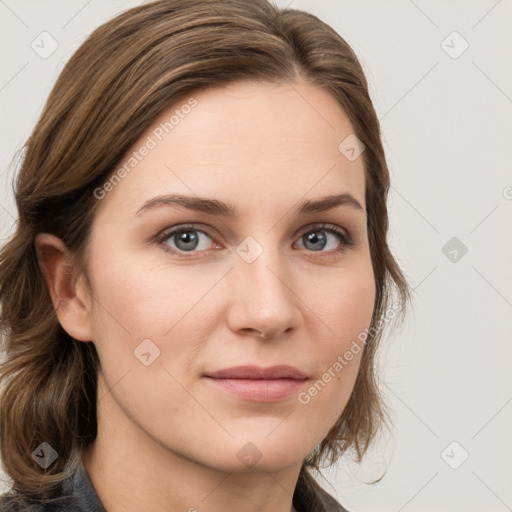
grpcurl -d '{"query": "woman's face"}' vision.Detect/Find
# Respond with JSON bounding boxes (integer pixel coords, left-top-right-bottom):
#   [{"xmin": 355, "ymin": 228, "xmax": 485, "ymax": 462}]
[{"xmin": 81, "ymin": 78, "xmax": 375, "ymax": 472}]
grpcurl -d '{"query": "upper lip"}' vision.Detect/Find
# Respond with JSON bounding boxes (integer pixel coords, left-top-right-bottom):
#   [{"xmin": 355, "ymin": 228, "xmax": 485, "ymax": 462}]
[{"xmin": 204, "ymin": 365, "xmax": 308, "ymax": 380}]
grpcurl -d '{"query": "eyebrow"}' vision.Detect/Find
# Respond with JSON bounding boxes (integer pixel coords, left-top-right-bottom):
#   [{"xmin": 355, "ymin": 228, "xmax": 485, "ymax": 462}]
[{"xmin": 135, "ymin": 192, "xmax": 365, "ymax": 218}]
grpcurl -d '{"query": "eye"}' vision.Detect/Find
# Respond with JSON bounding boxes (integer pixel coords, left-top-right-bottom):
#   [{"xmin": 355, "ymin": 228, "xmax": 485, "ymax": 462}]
[
  {"xmin": 156, "ymin": 222, "xmax": 353, "ymax": 258},
  {"xmin": 294, "ymin": 224, "xmax": 353, "ymax": 257},
  {"xmin": 157, "ymin": 225, "xmax": 217, "ymax": 256}
]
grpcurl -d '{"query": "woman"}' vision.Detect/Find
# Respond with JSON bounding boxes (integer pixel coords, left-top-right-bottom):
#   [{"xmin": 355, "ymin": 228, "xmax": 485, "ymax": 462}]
[{"xmin": 0, "ymin": 0, "xmax": 409, "ymax": 510}]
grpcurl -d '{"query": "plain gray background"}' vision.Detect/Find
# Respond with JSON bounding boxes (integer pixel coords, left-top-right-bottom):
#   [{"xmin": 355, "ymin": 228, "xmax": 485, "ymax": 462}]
[{"xmin": 1, "ymin": 1, "xmax": 511, "ymax": 511}]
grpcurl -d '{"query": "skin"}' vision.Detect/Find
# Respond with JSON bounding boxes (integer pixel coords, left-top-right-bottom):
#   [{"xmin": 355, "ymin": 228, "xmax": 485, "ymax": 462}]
[{"xmin": 36, "ymin": 77, "xmax": 375, "ymax": 512}]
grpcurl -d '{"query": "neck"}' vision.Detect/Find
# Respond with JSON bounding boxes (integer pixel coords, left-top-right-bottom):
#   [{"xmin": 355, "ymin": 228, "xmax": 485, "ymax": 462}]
[{"xmin": 83, "ymin": 387, "xmax": 302, "ymax": 512}]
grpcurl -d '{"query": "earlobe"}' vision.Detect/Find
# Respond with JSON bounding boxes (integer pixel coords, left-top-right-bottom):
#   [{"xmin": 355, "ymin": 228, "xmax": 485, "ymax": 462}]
[{"xmin": 34, "ymin": 233, "xmax": 94, "ymax": 342}]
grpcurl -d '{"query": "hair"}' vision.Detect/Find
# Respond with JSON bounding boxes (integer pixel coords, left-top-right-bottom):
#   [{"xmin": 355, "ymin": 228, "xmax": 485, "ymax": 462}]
[{"xmin": 0, "ymin": 0, "xmax": 410, "ymax": 505}]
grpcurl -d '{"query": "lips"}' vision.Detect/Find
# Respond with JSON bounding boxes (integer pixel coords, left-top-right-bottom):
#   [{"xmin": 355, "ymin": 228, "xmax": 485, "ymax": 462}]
[
  {"xmin": 203, "ymin": 365, "xmax": 308, "ymax": 402},
  {"xmin": 204, "ymin": 365, "xmax": 308, "ymax": 380}
]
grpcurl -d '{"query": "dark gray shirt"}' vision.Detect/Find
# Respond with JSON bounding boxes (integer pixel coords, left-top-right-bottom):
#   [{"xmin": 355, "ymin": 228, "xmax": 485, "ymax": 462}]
[{"xmin": 0, "ymin": 462, "xmax": 349, "ymax": 511}]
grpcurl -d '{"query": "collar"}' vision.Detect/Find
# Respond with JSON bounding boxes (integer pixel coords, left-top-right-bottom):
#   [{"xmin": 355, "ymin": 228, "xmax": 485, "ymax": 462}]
[{"xmin": 61, "ymin": 460, "xmax": 347, "ymax": 512}]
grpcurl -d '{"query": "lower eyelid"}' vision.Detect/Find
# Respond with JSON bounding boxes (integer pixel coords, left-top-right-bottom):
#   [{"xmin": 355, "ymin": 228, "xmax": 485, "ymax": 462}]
[
  {"xmin": 157, "ymin": 224, "xmax": 353, "ymax": 254},
  {"xmin": 158, "ymin": 228, "xmax": 216, "ymax": 251}
]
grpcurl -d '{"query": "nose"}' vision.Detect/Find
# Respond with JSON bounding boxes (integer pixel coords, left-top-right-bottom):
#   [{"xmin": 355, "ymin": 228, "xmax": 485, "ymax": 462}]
[{"xmin": 225, "ymin": 243, "xmax": 303, "ymax": 340}]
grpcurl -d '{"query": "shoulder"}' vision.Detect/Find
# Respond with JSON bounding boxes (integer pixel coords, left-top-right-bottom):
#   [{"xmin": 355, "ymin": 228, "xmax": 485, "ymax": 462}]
[
  {"xmin": 0, "ymin": 493, "xmax": 81, "ymax": 511},
  {"xmin": 313, "ymin": 485, "xmax": 351, "ymax": 512},
  {"xmin": 294, "ymin": 468, "xmax": 351, "ymax": 512},
  {"xmin": 0, "ymin": 462, "xmax": 102, "ymax": 512}
]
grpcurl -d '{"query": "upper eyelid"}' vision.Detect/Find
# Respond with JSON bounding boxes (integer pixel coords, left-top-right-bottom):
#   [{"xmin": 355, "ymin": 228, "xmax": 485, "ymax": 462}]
[{"xmin": 157, "ymin": 222, "xmax": 352, "ymax": 247}]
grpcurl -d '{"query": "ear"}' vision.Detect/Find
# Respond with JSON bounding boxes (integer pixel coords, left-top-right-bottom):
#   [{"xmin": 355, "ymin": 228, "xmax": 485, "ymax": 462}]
[{"xmin": 35, "ymin": 233, "xmax": 93, "ymax": 342}]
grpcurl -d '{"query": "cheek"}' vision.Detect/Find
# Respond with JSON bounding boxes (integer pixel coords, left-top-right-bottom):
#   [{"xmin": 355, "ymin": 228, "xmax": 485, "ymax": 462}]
[
  {"xmin": 310, "ymin": 259, "xmax": 376, "ymax": 350},
  {"xmin": 87, "ymin": 245, "xmax": 223, "ymax": 342},
  {"xmin": 298, "ymin": 260, "xmax": 375, "ymax": 419},
  {"xmin": 332, "ymin": 274, "xmax": 375, "ymax": 345}
]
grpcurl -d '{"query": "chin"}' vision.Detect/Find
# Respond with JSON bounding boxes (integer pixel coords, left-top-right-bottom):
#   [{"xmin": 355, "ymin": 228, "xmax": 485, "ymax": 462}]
[
  {"xmin": 215, "ymin": 431, "xmax": 316, "ymax": 473},
  {"xmin": 208, "ymin": 451, "xmax": 305, "ymax": 475}
]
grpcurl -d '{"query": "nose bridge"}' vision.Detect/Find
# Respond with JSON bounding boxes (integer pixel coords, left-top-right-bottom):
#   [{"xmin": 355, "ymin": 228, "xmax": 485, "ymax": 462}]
[{"xmin": 227, "ymin": 235, "xmax": 300, "ymax": 337}]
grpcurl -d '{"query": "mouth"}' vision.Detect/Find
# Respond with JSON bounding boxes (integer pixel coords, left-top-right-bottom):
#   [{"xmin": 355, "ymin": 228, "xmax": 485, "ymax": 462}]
[{"xmin": 203, "ymin": 365, "xmax": 309, "ymax": 402}]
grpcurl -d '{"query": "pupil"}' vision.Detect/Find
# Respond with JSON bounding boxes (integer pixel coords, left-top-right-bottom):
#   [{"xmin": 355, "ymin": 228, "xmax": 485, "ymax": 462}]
[
  {"xmin": 305, "ymin": 231, "xmax": 326, "ymax": 251},
  {"xmin": 177, "ymin": 231, "xmax": 198, "ymax": 250}
]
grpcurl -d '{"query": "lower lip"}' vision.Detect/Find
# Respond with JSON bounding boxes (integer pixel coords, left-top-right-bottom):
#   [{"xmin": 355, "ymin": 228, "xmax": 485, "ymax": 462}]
[{"xmin": 204, "ymin": 377, "xmax": 306, "ymax": 402}]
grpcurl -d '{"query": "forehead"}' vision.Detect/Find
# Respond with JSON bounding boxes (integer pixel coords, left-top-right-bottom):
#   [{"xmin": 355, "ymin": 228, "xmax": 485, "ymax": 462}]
[{"xmin": 95, "ymin": 78, "xmax": 366, "ymax": 219}]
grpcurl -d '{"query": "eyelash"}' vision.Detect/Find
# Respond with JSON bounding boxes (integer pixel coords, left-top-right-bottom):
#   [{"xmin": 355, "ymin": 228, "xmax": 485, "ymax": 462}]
[{"xmin": 155, "ymin": 223, "xmax": 354, "ymax": 260}]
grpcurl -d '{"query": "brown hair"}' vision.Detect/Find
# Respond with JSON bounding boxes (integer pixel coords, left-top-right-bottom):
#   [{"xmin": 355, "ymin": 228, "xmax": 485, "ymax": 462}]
[{"xmin": 0, "ymin": 0, "xmax": 410, "ymax": 504}]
